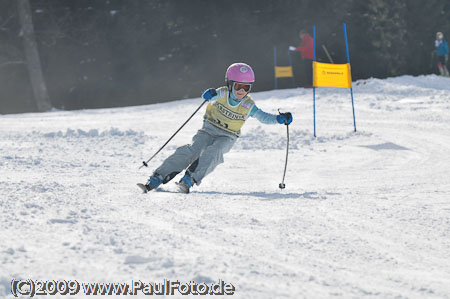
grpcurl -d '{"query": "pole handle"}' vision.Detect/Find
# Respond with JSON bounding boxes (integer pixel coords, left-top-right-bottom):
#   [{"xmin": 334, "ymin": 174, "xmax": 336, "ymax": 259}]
[{"xmin": 278, "ymin": 109, "xmax": 290, "ymax": 126}]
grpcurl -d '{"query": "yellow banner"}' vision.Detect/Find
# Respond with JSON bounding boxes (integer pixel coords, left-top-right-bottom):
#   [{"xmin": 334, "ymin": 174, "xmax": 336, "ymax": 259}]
[
  {"xmin": 275, "ymin": 66, "xmax": 294, "ymax": 78},
  {"xmin": 313, "ymin": 62, "xmax": 352, "ymax": 88}
]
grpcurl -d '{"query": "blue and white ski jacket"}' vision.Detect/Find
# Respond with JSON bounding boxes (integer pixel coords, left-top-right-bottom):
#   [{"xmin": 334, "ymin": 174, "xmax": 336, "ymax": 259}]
[{"xmin": 436, "ymin": 40, "xmax": 449, "ymax": 57}]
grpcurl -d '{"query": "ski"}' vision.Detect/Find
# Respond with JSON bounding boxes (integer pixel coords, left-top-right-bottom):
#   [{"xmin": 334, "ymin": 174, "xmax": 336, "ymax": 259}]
[
  {"xmin": 175, "ymin": 182, "xmax": 190, "ymax": 194},
  {"xmin": 137, "ymin": 183, "xmax": 149, "ymax": 193},
  {"xmin": 137, "ymin": 183, "xmax": 189, "ymax": 194}
]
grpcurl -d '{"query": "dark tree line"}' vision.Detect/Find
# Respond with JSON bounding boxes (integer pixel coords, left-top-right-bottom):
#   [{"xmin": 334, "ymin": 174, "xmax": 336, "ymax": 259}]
[{"xmin": 1, "ymin": 0, "xmax": 449, "ymax": 114}]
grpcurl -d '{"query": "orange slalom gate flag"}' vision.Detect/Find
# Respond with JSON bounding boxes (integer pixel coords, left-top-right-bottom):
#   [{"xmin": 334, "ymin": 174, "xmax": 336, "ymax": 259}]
[
  {"xmin": 313, "ymin": 62, "xmax": 352, "ymax": 88},
  {"xmin": 275, "ymin": 66, "xmax": 294, "ymax": 78}
]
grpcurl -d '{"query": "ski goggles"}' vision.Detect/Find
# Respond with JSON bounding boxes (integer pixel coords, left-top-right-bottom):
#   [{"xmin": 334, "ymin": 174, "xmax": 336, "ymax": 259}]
[{"xmin": 233, "ymin": 82, "xmax": 252, "ymax": 92}]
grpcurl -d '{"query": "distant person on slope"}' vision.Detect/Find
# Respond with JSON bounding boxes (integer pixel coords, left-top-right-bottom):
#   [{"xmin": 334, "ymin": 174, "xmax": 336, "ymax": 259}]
[
  {"xmin": 289, "ymin": 29, "xmax": 314, "ymax": 88},
  {"xmin": 435, "ymin": 31, "xmax": 449, "ymax": 77},
  {"xmin": 138, "ymin": 63, "xmax": 293, "ymax": 194}
]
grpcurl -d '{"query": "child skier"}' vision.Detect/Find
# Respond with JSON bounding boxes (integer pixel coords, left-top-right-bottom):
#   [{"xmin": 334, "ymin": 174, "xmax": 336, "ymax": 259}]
[
  {"xmin": 138, "ymin": 62, "xmax": 293, "ymax": 194},
  {"xmin": 435, "ymin": 32, "xmax": 449, "ymax": 77}
]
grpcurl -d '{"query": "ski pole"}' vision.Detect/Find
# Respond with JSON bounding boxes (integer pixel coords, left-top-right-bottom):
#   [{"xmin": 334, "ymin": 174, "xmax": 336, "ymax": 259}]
[
  {"xmin": 278, "ymin": 110, "xmax": 290, "ymax": 189},
  {"xmin": 322, "ymin": 44, "xmax": 334, "ymax": 64},
  {"xmin": 139, "ymin": 100, "xmax": 207, "ymax": 169}
]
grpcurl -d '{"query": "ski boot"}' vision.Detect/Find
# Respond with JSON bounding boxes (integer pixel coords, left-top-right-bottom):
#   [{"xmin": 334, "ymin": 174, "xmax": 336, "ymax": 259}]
[
  {"xmin": 137, "ymin": 174, "xmax": 163, "ymax": 193},
  {"xmin": 176, "ymin": 172, "xmax": 194, "ymax": 194}
]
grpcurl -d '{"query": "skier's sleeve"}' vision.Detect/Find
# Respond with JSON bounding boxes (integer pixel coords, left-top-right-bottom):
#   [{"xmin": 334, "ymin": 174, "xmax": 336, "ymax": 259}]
[
  {"xmin": 249, "ymin": 105, "xmax": 278, "ymax": 124},
  {"xmin": 445, "ymin": 41, "xmax": 449, "ymax": 55}
]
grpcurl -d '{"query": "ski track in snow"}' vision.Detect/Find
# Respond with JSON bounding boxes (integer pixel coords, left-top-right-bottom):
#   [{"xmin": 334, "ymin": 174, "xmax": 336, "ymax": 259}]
[{"xmin": 1, "ymin": 75, "xmax": 450, "ymax": 298}]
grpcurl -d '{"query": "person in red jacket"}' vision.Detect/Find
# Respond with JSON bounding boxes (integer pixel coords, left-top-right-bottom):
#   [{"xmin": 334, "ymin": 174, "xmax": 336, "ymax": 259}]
[{"xmin": 289, "ymin": 29, "xmax": 314, "ymax": 88}]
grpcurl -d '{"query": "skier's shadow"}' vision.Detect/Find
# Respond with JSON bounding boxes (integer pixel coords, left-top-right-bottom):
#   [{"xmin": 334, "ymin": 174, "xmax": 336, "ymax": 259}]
[{"xmin": 193, "ymin": 191, "xmax": 327, "ymax": 201}]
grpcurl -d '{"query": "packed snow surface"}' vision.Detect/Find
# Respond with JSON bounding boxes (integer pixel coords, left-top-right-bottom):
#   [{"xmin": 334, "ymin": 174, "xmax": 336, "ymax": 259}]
[{"xmin": 1, "ymin": 75, "xmax": 450, "ymax": 298}]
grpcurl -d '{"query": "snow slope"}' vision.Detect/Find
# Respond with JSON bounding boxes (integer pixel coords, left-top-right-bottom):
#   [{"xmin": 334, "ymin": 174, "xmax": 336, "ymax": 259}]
[{"xmin": 1, "ymin": 75, "xmax": 450, "ymax": 298}]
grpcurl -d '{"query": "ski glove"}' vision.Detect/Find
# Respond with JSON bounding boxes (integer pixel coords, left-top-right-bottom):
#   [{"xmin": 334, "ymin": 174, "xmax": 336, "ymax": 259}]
[
  {"xmin": 277, "ymin": 112, "xmax": 293, "ymax": 125},
  {"xmin": 202, "ymin": 88, "xmax": 217, "ymax": 101},
  {"xmin": 289, "ymin": 46, "xmax": 296, "ymax": 51}
]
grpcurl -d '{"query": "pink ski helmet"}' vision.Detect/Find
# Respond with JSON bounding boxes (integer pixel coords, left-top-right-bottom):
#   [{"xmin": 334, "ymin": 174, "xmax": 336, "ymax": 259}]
[{"xmin": 225, "ymin": 63, "xmax": 255, "ymax": 84}]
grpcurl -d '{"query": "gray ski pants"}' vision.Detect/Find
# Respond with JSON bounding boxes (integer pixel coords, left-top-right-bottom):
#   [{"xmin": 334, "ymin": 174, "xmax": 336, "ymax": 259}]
[{"xmin": 155, "ymin": 122, "xmax": 237, "ymax": 185}]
